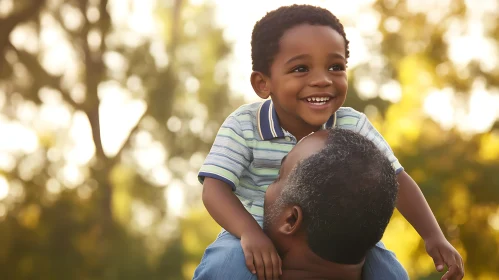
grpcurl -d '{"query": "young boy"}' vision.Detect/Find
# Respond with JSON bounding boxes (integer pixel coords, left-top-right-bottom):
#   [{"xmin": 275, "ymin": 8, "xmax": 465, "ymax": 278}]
[{"xmin": 194, "ymin": 4, "xmax": 464, "ymax": 280}]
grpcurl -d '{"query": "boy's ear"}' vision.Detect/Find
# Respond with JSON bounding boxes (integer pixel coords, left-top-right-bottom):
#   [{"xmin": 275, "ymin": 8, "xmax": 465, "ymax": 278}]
[{"xmin": 250, "ymin": 71, "xmax": 271, "ymax": 99}]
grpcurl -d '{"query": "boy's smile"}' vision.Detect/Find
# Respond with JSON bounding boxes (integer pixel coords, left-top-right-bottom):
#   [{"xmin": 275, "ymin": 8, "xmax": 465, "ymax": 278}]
[{"xmin": 252, "ymin": 24, "xmax": 348, "ymax": 140}]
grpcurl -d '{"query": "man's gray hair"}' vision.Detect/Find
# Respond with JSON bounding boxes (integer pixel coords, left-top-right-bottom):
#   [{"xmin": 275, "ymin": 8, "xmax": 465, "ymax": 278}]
[{"xmin": 279, "ymin": 128, "xmax": 398, "ymax": 264}]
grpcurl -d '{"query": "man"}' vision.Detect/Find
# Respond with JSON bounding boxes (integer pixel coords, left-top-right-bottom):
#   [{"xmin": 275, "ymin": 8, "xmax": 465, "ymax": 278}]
[
  {"xmin": 262, "ymin": 128, "xmax": 404, "ymax": 279},
  {"xmin": 194, "ymin": 129, "xmax": 405, "ymax": 279}
]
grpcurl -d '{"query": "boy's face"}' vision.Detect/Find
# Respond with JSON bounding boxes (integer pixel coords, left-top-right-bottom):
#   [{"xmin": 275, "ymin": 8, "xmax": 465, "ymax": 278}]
[{"xmin": 268, "ymin": 24, "xmax": 348, "ymax": 128}]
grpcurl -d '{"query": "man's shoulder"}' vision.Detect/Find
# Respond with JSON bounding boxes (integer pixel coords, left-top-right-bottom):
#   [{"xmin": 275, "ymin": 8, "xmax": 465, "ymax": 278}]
[{"xmin": 335, "ymin": 107, "xmax": 366, "ymax": 128}]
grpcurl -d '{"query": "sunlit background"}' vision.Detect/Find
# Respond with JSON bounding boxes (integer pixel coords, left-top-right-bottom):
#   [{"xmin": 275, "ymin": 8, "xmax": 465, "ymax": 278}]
[{"xmin": 0, "ymin": 0, "xmax": 498, "ymax": 279}]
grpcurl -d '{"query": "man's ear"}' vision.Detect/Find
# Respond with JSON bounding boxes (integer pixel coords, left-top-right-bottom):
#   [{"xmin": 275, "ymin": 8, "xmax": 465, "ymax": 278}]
[
  {"xmin": 278, "ymin": 206, "xmax": 303, "ymax": 235},
  {"xmin": 250, "ymin": 71, "xmax": 271, "ymax": 99}
]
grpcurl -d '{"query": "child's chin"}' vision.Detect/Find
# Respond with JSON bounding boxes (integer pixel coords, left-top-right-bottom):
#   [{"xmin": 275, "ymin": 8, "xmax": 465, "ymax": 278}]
[{"xmin": 304, "ymin": 116, "xmax": 331, "ymax": 127}]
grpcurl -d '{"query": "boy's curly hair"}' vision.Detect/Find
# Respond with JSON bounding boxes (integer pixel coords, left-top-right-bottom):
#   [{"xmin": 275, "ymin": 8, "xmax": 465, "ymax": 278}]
[{"xmin": 251, "ymin": 4, "xmax": 350, "ymax": 76}]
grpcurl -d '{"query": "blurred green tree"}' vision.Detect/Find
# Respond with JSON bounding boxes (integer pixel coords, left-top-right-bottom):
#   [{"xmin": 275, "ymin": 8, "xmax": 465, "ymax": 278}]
[
  {"xmin": 342, "ymin": 1, "xmax": 499, "ymax": 279},
  {"xmin": 0, "ymin": 0, "xmax": 238, "ymax": 279}
]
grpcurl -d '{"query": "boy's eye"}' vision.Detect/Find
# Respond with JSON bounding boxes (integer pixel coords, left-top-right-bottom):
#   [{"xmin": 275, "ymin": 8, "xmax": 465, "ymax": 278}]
[
  {"xmin": 329, "ymin": 64, "xmax": 345, "ymax": 71},
  {"xmin": 292, "ymin": 65, "xmax": 308, "ymax": 73}
]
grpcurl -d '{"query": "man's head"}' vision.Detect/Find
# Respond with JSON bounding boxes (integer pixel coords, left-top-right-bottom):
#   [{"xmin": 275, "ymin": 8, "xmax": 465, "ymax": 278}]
[
  {"xmin": 263, "ymin": 129, "xmax": 398, "ymax": 264},
  {"xmin": 250, "ymin": 5, "xmax": 350, "ymax": 129}
]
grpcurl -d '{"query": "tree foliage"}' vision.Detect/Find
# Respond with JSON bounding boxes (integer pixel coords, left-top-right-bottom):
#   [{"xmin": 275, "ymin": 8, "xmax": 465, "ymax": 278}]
[{"xmin": 0, "ymin": 0, "xmax": 237, "ymax": 279}]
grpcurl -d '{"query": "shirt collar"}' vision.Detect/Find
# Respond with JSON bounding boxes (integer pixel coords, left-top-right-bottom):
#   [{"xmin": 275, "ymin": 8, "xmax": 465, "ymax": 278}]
[{"xmin": 257, "ymin": 100, "xmax": 337, "ymax": 140}]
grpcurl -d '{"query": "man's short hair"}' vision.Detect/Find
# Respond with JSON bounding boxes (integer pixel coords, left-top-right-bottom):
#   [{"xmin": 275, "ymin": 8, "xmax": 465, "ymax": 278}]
[{"xmin": 280, "ymin": 129, "xmax": 398, "ymax": 264}]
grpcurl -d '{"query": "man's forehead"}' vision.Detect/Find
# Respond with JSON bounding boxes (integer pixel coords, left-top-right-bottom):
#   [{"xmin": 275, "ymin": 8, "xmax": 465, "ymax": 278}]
[{"xmin": 284, "ymin": 132, "xmax": 328, "ymax": 168}]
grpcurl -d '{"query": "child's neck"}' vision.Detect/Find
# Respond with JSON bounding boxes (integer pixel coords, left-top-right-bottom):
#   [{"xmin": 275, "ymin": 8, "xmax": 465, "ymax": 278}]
[
  {"xmin": 279, "ymin": 118, "xmax": 322, "ymax": 142},
  {"xmin": 271, "ymin": 100, "xmax": 325, "ymax": 141}
]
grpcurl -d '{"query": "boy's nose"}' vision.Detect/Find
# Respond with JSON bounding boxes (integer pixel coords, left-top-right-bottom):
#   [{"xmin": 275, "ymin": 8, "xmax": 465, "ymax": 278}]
[{"xmin": 309, "ymin": 72, "xmax": 333, "ymax": 87}]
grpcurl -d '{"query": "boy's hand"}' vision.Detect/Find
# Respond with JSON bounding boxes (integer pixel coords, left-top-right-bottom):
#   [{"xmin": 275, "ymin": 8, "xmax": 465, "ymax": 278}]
[
  {"xmin": 425, "ymin": 236, "xmax": 464, "ymax": 280},
  {"xmin": 241, "ymin": 228, "xmax": 282, "ymax": 280}
]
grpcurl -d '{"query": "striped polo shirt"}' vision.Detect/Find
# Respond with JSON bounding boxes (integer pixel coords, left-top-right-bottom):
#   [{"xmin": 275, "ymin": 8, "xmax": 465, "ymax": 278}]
[{"xmin": 199, "ymin": 100, "xmax": 403, "ymax": 219}]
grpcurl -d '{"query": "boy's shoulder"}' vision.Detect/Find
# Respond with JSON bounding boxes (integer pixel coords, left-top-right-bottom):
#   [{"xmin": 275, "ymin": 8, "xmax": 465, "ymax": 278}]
[
  {"xmin": 335, "ymin": 107, "xmax": 366, "ymax": 128},
  {"xmin": 228, "ymin": 101, "xmax": 264, "ymax": 119},
  {"xmin": 221, "ymin": 101, "xmax": 263, "ymax": 139},
  {"xmin": 336, "ymin": 106, "xmax": 364, "ymax": 116}
]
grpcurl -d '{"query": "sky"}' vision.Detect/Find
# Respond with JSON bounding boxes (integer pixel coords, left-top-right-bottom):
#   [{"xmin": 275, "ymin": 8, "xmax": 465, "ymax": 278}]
[{"xmin": 0, "ymin": 0, "xmax": 498, "ymax": 218}]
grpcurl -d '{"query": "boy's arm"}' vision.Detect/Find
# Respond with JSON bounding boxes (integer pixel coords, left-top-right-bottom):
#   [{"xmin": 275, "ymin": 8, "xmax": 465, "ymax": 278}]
[
  {"xmin": 397, "ymin": 171, "xmax": 464, "ymax": 280},
  {"xmin": 350, "ymin": 112, "xmax": 464, "ymax": 279},
  {"xmin": 396, "ymin": 171, "xmax": 443, "ymax": 240},
  {"xmin": 202, "ymin": 177, "xmax": 261, "ymax": 238},
  {"xmin": 203, "ymin": 178, "xmax": 282, "ymax": 280},
  {"xmin": 198, "ymin": 114, "xmax": 258, "ymax": 238},
  {"xmin": 199, "ymin": 113, "xmax": 281, "ymax": 280}
]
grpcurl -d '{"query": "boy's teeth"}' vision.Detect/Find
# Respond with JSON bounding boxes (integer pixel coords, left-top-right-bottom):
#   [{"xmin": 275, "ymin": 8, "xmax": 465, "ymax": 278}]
[{"xmin": 306, "ymin": 97, "xmax": 330, "ymax": 102}]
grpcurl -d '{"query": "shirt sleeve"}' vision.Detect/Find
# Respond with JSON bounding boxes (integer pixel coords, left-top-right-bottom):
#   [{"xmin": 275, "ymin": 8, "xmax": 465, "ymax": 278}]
[
  {"xmin": 355, "ymin": 113, "xmax": 404, "ymax": 174},
  {"xmin": 198, "ymin": 115, "xmax": 252, "ymax": 190}
]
